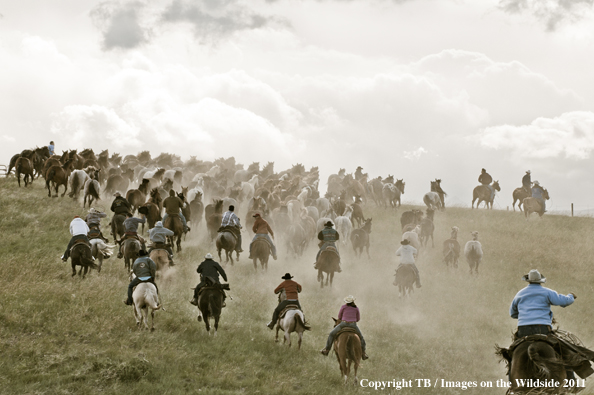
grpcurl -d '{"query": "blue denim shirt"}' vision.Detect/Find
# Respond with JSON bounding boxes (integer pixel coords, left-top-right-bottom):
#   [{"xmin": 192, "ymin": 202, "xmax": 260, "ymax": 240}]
[{"xmin": 510, "ymin": 284, "xmax": 574, "ymax": 326}]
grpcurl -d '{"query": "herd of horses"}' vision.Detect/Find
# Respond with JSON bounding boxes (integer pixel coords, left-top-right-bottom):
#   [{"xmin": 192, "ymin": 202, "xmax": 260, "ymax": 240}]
[{"xmin": 5, "ymin": 146, "xmax": 567, "ymax": 389}]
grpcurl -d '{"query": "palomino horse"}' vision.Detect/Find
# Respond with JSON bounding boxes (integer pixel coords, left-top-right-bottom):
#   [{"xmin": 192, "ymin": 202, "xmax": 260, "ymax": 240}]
[
  {"xmin": 423, "ymin": 192, "xmax": 442, "ymax": 211},
  {"xmin": 216, "ymin": 230, "xmax": 238, "ymax": 264},
  {"xmin": 251, "ymin": 237, "xmax": 270, "ymax": 271},
  {"xmin": 90, "ymin": 239, "xmax": 115, "ymax": 273},
  {"xmin": 393, "ymin": 265, "xmax": 416, "ymax": 298},
  {"xmin": 46, "ymin": 159, "xmax": 74, "ymax": 197},
  {"xmin": 512, "ymin": 187, "xmax": 530, "ymax": 211},
  {"xmin": 471, "ymin": 180, "xmax": 501, "ymax": 209},
  {"xmin": 316, "ymin": 248, "xmax": 340, "ymax": 288},
  {"xmin": 196, "ymin": 284, "xmax": 225, "ymax": 335},
  {"xmin": 350, "ymin": 218, "xmax": 372, "ymax": 258},
  {"xmin": 331, "ymin": 318, "xmax": 362, "ymax": 385},
  {"xmin": 164, "ymin": 214, "xmax": 183, "ymax": 252},
  {"xmin": 523, "ymin": 189, "xmax": 550, "ymax": 219},
  {"xmin": 121, "ymin": 238, "xmax": 141, "ymax": 271},
  {"xmin": 15, "ymin": 157, "xmax": 34, "ymax": 187},
  {"xmin": 150, "ymin": 249, "xmax": 170, "ymax": 274},
  {"xmin": 129, "ymin": 273, "xmax": 162, "ymax": 331},
  {"xmin": 70, "ymin": 243, "xmax": 98, "ymax": 278}
]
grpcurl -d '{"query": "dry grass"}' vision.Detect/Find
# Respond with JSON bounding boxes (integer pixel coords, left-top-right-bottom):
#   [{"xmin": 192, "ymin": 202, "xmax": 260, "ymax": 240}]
[{"xmin": 2, "ymin": 177, "xmax": 594, "ymax": 394}]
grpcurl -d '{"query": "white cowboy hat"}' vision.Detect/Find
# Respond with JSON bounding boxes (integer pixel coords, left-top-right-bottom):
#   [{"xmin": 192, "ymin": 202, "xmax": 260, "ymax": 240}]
[
  {"xmin": 533, "ymin": 181, "xmax": 540, "ymax": 186},
  {"xmin": 526, "ymin": 170, "xmax": 531, "ymax": 174},
  {"xmin": 89, "ymin": 208, "xmax": 96, "ymax": 213},
  {"xmin": 523, "ymin": 269, "xmax": 546, "ymax": 283},
  {"xmin": 344, "ymin": 295, "xmax": 356, "ymax": 304},
  {"xmin": 205, "ymin": 253, "xmax": 213, "ymax": 259}
]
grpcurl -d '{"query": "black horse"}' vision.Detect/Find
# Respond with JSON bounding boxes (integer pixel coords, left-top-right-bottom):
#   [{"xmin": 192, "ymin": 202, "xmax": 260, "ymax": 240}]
[
  {"xmin": 70, "ymin": 243, "xmax": 98, "ymax": 278},
  {"xmin": 196, "ymin": 284, "xmax": 226, "ymax": 335}
]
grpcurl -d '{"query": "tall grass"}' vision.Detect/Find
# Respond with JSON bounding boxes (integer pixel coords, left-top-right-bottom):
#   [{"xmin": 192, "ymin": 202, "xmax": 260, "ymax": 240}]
[{"xmin": 1, "ymin": 178, "xmax": 594, "ymax": 394}]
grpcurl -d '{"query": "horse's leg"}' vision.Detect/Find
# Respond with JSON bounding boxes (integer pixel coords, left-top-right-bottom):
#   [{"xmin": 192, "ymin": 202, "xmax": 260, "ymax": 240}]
[
  {"xmin": 318, "ymin": 270, "xmax": 324, "ymax": 289},
  {"xmin": 150, "ymin": 309, "xmax": 155, "ymax": 332},
  {"xmin": 471, "ymin": 196, "xmax": 476, "ymax": 209},
  {"xmin": 204, "ymin": 311, "xmax": 211, "ymax": 333},
  {"xmin": 330, "ymin": 271, "xmax": 334, "ymax": 286},
  {"xmin": 214, "ymin": 314, "xmax": 219, "ymax": 337},
  {"xmin": 71, "ymin": 261, "xmax": 76, "ymax": 277},
  {"xmin": 253, "ymin": 258, "xmax": 258, "ymax": 271},
  {"xmin": 61, "ymin": 182, "xmax": 67, "ymax": 197},
  {"xmin": 297, "ymin": 331, "xmax": 303, "ymax": 350}
]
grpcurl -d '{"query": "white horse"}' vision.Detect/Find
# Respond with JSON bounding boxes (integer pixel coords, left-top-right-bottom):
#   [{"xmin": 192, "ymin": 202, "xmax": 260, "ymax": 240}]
[
  {"xmin": 187, "ymin": 186, "xmax": 204, "ymax": 205},
  {"xmin": 316, "ymin": 197, "xmax": 331, "ymax": 215},
  {"xmin": 89, "ymin": 239, "xmax": 115, "ymax": 273},
  {"xmin": 239, "ymin": 175, "xmax": 258, "ymax": 203},
  {"xmin": 334, "ymin": 206, "xmax": 353, "ymax": 246},
  {"xmin": 129, "ymin": 273, "xmax": 162, "ymax": 331},
  {"xmin": 382, "ymin": 183, "xmax": 401, "ymax": 208},
  {"xmin": 423, "ymin": 192, "xmax": 442, "ymax": 210},
  {"xmin": 274, "ymin": 290, "xmax": 310, "ymax": 349},
  {"xmin": 464, "ymin": 231, "xmax": 483, "ymax": 275},
  {"xmin": 402, "ymin": 225, "xmax": 421, "ymax": 250},
  {"xmin": 68, "ymin": 169, "xmax": 89, "ymax": 200}
]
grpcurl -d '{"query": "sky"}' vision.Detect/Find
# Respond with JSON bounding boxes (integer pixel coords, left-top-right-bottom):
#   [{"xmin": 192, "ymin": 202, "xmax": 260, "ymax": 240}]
[{"xmin": 2, "ymin": 0, "xmax": 594, "ymax": 212}]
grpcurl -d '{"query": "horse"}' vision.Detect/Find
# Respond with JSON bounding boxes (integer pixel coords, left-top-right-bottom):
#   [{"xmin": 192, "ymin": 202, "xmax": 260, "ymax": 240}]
[
  {"xmin": 523, "ymin": 190, "xmax": 550, "ymax": 219},
  {"xmin": 316, "ymin": 249, "xmax": 340, "ymax": 288},
  {"xmin": 216, "ymin": 230, "xmax": 237, "ymax": 264},
  {"xmin": 286, "ymin": 223, "xmax": 307, "ymax": 256},
  {"xmin": 419, "ymin": 209, "xmax": 435, "ymax": 248},
  {"xmin": 443, "ymin": 227, "xmax": 461, "ymax": 269},
  {"xmin": 431, "ymin": 179, "xmax": 447, "ymax": 209},
  {"xmin": 141, "ymin": 188, "xmax": 163, "ymax": 232},
  {"xmin": 70, "ymin": 243, "xmax": 98, "ymax": 278},
  {"xmin": 423, "ymin": 192, "xmax": 442, "ymax": 211},
  {"xmin": 334, "ymin": 206, "xmax": 353, "ymax": 246},
  {"xmin": 164, "ymin": 214, "xmax": 184, "ymax": 252},
  {"xmin": 90, "ymin": 239, "xmax": 115, "ymax": 273},
  {"xmin": 382, "ymin": 183, "xmax": 402, "ymax": 208},
  {"xmin": 129, "ymin": 273, "xmax": 162, "ymax": 331},
  {"xmin": 275, "ymin": 303, "xmax": 310, "ymax": 349},
  {"xmin": 464, "ymin": 232, "xmax": 483, "ymax": 275},
  {"xmin": 196, "ymin": 284, "xmax": 224, "ymax": 335},
  {"xmin": 206, "ymin": 199, "xmax": 224, "ymax": 241},
  {"xmin": 111, "ymin": 214, "xmax": 126, "ymax": 242},
  {"xmin": 104, "ymin": 174, "xmax": 130, "ymax": 198},
  {"xmin": 251, "ymin": 237, "xmax": 270, "ymax": 271},
  {"xmin": 83, "ymin": 175, "xmax": 101, "ymax": 208},
  {"xmin": 126, "ymin": 188, "xmax": 147, "ymax": 215},
  {"xmin": 351, "ymin": 200, "xmax": 365, "ymax": 228},
  {"xmin": 393, "ymin": 265, "xmax": 415, "ymax": 298},
  {"xmin": 46, "ymin": 159, "xmax": 74, "ymax": 197},
  {"xmin": 15, "ymin": 157, "xmax": 34, "ymax": 187},
  {"xmin": 150, "ymin": 248, "xmax": 170, "ymax": 274},
  {"xmin": 350, "ymin": 218, "xmax": 372, "ymax": 258},
  {"xmin": 472, "ymin": 180, "xmax": 501, "ymax": 209},
  {"xmin": 400, "ymin": 209, "xmax": 423, "ymax": 230},
  {"xmin": 68, "ymin": 169, "xmax": 89, "ymax": 199},
  {"xmin": 121, "ymin": 238, "xmax": 141, "ymax": 271},
  {"xmin": 512, "ymin": 187, "xmax": 531, "ymax": 211},
  {"xmin": 331, "ymin": 318, "xmax": 362, "ymax": 385}
]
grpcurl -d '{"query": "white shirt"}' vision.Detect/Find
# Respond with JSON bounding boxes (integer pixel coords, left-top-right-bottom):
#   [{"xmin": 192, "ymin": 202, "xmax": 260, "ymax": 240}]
[
  {"xmin": 396, "ymin": 245, "xmax": 417, "ymax": 264},
  {"xmin": 70, "ymin": 218, "xmax": 90, "ymax": 236},
  {"xmin": 221, "ymin": 211, "xmax": 241, "ymax": 228}
]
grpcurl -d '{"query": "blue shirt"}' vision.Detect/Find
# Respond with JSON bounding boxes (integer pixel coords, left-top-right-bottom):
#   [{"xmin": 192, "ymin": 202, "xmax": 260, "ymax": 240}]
[
  {"xmin": 510, "ymin": 283, "xmax": 574, "ymax": 326},
  {"xmin": 48, "ymin": 144, "xmax": 55, "ymax": 156}
]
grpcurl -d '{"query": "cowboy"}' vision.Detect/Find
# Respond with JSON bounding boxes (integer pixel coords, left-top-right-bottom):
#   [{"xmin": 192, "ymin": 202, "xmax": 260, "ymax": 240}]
[
  {"xmin": 110, "ymin": 192, "xmax": 132, "ymax": 216},
  {"xmin": 48, "ymin": 141, "xmax": 55, "ymax": 156},
  {"xmin": 123, "ymin": 249, "xmax": 157, "ymax": 306},
  {"xmin": 395, "ymin": 239, "xmax": 421, "ymax": 288},
  {"xmin": 117, "ymin": 212, "xmax": 146, "ymax": 258},
  {"xmin": 221, "ymin": 205, "xmax": 243, "ymax": 253},
  {"xmin": 522, "ymin": 170, "xmax": 532, "ymax": 194},
  {"xmin": 354, "ymin": 166, "xmax": 364, "ymax": 180},
  {"xmin": 316, "ymin": 221, "xmax": 340, "ymax": 262},
  {"xmin": 62, "ymin": 216, "xmax": 92, "ymax": 262},
  {"xmin": 510, "ymin": 269, "xmax": 576, "ymax": 379},
  {"xmin": 267, "ymin": 273, "xmax": 302, "ymax": 329},
  {"xmin": 85, "ymin": 208, "xmax": 109, "ymax": 242},
  {"xmin": 190, "ymin": 253, "xmax": 228, "ymax": 306},
  {"xmin": 148, "ymin": 221, "xmax": 175, "ymax": 266},
  {"xmin": 249, "ymin": 213, "xmax": 277, "ymax": 260},
  {"xmin": 162, "ymin": 189, "xmax": 190, "ymax": 233},
  {"xmin": 478, "ymin": 168, "xmax": 495, "ymax": 201},
  {"xmin": 320, "ymin": 295, "xmax": 369, "ymax": 360},
  {"xmin": 531, "ymin": 181, "xmax": 546, "ymax": 214}
]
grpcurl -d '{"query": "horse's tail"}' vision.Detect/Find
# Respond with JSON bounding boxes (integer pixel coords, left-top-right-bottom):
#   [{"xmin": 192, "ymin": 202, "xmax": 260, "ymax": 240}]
[
  {"xmin": 46, "ymin": 167, "xmax": 57, "ymax": 185},
  {"xmin": 71, "ymin": 172, "xmax": 81, "ymax": 197},
  {"xmin": 90, "ymin": 180, "xmax": 101, "ymax": 200},
  {"xmin": 82, "ymin": 256, "xmax": 99, "ymax": 270},
  {"xmin": 527, "ymin": 342, "xmax": 566, "ymax": 379},
  {"xmin": 295, "ymin": 312, "xmax": 311, "ymax": 331}
]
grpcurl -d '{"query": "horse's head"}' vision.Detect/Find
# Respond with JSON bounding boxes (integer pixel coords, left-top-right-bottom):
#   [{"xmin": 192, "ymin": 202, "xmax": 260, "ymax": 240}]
[
  {"xmin": 363, "ymin": 218, "xmax": 372, "ymax": 232},
  {"xmin": 544, "ymin": 189, "xmax": 550, "ymax": 200},
  {"xmin": 493, "ymin": 180, "xmax": 501, "ymax": 191},
  {"xmin": 396, "ymin": 179, "xmax": 405, "ymax": 193}
]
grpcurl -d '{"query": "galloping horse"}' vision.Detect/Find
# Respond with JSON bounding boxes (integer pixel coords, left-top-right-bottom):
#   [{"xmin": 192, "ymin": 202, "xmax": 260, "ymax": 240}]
[
  {"xmin": 121, "ymin": 238, "xmax": 141, "ymax": 271},
  {"xmin": 111, "ymin": 214, "xmax": 126, "ymax": 242},
  {"xmin": 251, "ymin": 237, "xmax": 270, "ymax": 271},
  {"xmin": 46, "ymin": 159, "xmax": 74, "ymax": 197},
  {"xmin": 523, "ymin": 189, "xmax": 550, "ymax": 219},
  {"xmin": 393, "ymin": 265, "xmax": 416, "ymax": 298},
  {"xmin": 331, "ymin": 318, "xmax": 362, "ymax": 385},
  {"xmin": 512, "ymin": 187, "xmax": 531, "ymax": 211},
  {"xmin": 274, "ymin": 289, "xmax": 310, "ymax": 349},
  {"xmin": 350, "ymin": 218, "xmax": 372, "ymax": 258},
  {"xmin": 216, "ymin": 230, "xmax": 237, "ymax": 264},
  {"xmin": 70, "ymin": 243, "xmax": 98, "ymax": 278},
  {"xmin": 196, "ymin": 284, "xmax": 225, "ymax": 335},
  {"xmin": 129, "ymin": 273, "xmax": 161, "ymax": 331},
  {"xmin": 90, "ymin": 239, "xmax": 115, "ymax": 273},
  {"xmin": 164, "ymin": 214, "xmax": 184, "ymax": 252},
  {"xmin": 423, "ymin": 192, "xmax": 442, "ymax": 211},
  {"xmin": 472, "ymin": 180, "xmax": 501, "ymax": 209},
  {"xmin": 443, "ymin": 227, "xmax": 460, "ymax": 268},
  {"xmin": 316, "ymin": 248, "xmax": 340, "ymax": 288},
  {"xmin": 15, "ymin": 157, "xmax": 34, "ymax": 187}
]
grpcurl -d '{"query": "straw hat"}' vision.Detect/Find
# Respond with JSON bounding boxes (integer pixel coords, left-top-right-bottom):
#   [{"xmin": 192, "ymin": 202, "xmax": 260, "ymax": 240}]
[{"xmin": 344, "ymin": 295, "xmax": 356, "ymax": 304}]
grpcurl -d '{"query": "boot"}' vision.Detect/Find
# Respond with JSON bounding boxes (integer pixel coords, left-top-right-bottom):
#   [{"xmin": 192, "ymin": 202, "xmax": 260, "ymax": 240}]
[
  {"xmin": 362, "ymin": 351, "xmax": 369, "ymax": 360},
  {"xmin": 267, "ymin": 321, "xmax": 275, "ymax": 330},
  {"xmin": 117, "ymin": 247, "xmax": 123, "ymax": 259},
  {"xmin": 123, "ymin": 299, "xmax": 133, "ymax": 306},
  {"xmin": 169, "ymin": 256, "xmax": 175, "ymax": 266},
  {"xmin": 190, "ymin": 297, "xmax": 198, "ymax": 306},
  {"xmin": 320, "ymin": 348, "xmax": 329, "ymax": 356}
]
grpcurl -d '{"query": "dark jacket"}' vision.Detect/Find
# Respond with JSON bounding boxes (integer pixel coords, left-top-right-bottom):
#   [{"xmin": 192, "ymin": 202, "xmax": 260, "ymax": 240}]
[
  {"xmin": 522, "ymin": 173, "xmax": 531, "ymax": 187},
  {"xmin": 133, "ymin": 256, "xmax": 157, "ymax": 279},
  {"xmin": 197, "ymin": 258, "xmax": 227, "ymax": 283},
  {"xmin": 163, "ymin": 196, "xmax": 184, "ymax": 215},
  {"xmin": 478, "ymin": 172, "xmax": 492, "ymax": 185},
  {"xmin": 318, "ymin": 227, "xmax": 339, "ymax": 243},
  {"xmin": 111, "ymin": 196, "xmax": 132, "ymax": 215},
  {"xmin": 124, "ymin": 217, "xmax": 145, "ymax": 233}
]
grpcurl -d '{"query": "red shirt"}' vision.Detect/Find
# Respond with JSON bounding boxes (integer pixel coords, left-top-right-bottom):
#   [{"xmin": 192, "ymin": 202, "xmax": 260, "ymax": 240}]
[
  {"xmin": 253, "ymin": 217, "xmax": 274, "ymax": 236},
  {"xmin": 274, "ymin": 280, "xmax": 302, "ymax": 300},
  {"xmin": 338, "ymin": 304, "xmax": 360, "ymax": 322}
]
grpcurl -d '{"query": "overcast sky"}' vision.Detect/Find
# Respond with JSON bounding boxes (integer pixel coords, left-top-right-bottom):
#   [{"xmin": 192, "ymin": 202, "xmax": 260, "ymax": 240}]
[{"xmin": 2, "ymin": 0, "xmax": 594, "ymax": 211}]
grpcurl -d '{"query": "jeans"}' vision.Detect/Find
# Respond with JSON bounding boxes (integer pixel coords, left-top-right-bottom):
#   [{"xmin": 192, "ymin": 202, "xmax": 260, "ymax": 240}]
[
  {"xmin": 271, "ymin": 300, "xmax": 301, "ymax": 323},
  {"xmin": 325, "ymin": 322, "xmax": 366, "ymax": 352},
  {"xmin": 316, "ymin": 242, "xmax": 338, "ymax": 261},
  {"xmin": 127, "ymin": 277, "xmax": 157, "ymax": 303},
  {"xmin": 163, "ymin": 213, "xmax": 188, "ymax": 231},
  {"xmin": 250, "ymin": 234, "xmax": 277, "ymax": 257},
  {"xmin": 64, "ymin": 235, "xmax": 90, "ymax": 260},
  {"xmin": 397, "ymin": 263, "xmax": 421, "ymax": 286}
]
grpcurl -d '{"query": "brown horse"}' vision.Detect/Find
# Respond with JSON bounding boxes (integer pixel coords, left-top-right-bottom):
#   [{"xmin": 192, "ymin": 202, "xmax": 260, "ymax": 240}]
[
  {"xmin": 121, "ymin": 238, "xmax": 141, "ymax": 271},
  {"xmin": 111, "ymin": 214, "xmax": 126, "ymax": 242},
  {"xmin": 216, "ymin": 231, "xmax": 237, "ymax": 264},
  {"xmin": 472, "ymin": 180, "xmax": 501, "ymax": 209},
  {"xmin": 507, "ymin": 340, "xmax": 567, "ymax": 393},
  {"xmin": 45, "ymin": 159, "xmax": 74, "ymax": 197},
  {"xmin": 15, "ymin": 157, "xmax": 34, "ymax": 187},
  {"xmin": 350, "ymin": 218, "xmax": 372, "ymax": 258},
  {"xmin": 316, "ymin": 248, "xmax": 340, "ymax": 288},
  {"xmin": 150, "ymin": 249, "xmax": 169, "ymax": 274},
  {"xmin": 164, "ymin": 214, "xmax": 183, "ymax": 252},
  {"xmin": 206, "ymin": 199, "xmax": 224, "ymax": 241},
  {"xmin": 523, "ymin": 190, "xmax": 550, "ymax": 219},
  {"xmin": 512, "ymin": 187, "xmax": 531, "ymax": 211},
  {"xmin": 126, "ymin": 188, "xmax": 147, "ymax": 215},
  {"xmin": 141, "ymin": 188, "xmax": 162, "ymax": 232},
  {"xmin": 331, "ymin": 318, "xmax": 362, "ymax": 385},
  {"xmin": 251, "ymin": 237, "xmax": 270, "ymax": 271},
  {"xmin": 393, "ymin": 265, "xmax": 416, "ymax": 298},
  {"xmin": 70, "ymin": 243, "xmax": 98, "ymax": 278}
]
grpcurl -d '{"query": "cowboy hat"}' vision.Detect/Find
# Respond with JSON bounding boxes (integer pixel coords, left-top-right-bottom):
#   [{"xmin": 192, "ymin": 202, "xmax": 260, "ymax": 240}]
[
  {"xmin": 344, "ymin": 295, "xmax": 356, "ymax": 304},
  {"xmin": 533, "ymin": 180, "xmax": 540, "ymax": 186},
  {"xmin": 205, "ymin": 253, "xmax": 213, "ymax": 259},
  {"xmin": 138, "ymin": 249, "xmax": 148, "ymax": 256},
  {"xmin": 89, "ymin": 208, "xmax": 96, "ymax": 213},
  {"xmin": 113, "ymin": 192, "xmax": 121, "ymax": 197},
  {"xmin": 401, "ymin": 239, "xmax": 410, "ymax": 245},
  {"xmin": 523, "ymin": 269, "xmax": 546, "ymax": 283},
  {"xmin": 252, "ymin": 213, "xmax": 261, "ymax": 218},
  {"xmin": 282, "ymin": 273, "xmax": 293, "ymax": 280},
  {"xmin": 324, "ymin": 221, "xmax": 334, "ymax": 227},
  {"xmin": 526, "ymin": 170, "xmax": 531, "ymax": 174}
]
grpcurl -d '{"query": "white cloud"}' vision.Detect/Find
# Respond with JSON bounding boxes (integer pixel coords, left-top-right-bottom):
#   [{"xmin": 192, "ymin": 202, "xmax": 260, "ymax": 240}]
[{"xmin": 404, "ymin": 146, "xmax": 428, "ymax": 160}]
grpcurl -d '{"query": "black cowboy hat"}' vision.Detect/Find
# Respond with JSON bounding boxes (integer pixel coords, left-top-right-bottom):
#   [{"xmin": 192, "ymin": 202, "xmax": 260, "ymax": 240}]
[
  {"xmin": 282, "ymin": 273, "xmax": 293, "ymax": 280},
  {"xmin": 138, "ymin": 249, "xmax": 148, "ymax": 256},
  {"xmin": 324, "ymin": 221, "xmax": 334, "ymax": 227},
  {"xmin": 138, "ymin": 206, "xmax": 149, "ymax": 215}
]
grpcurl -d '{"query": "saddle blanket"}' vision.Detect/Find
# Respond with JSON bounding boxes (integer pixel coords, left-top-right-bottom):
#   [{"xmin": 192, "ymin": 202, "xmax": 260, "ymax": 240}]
[{"xmin": 279, "ymin": 304, "xmax": 301, "ymax": 320}]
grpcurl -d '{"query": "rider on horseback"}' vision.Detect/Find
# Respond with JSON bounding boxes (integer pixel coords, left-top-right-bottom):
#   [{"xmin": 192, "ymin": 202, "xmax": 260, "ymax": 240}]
[
  {"xmin": 478, "ymin": 168, "xmax": 495, "ymax": 201},
  {"xmin": 148, "ymin": 221, "xmax": 175, "ymax": 266},
  {"xmin": 86, "ymin": 208, "xmax": 110, "ymax": 258},
  {"xmin": 320, "ymin": 295, "xmax": 369, "ymax": 360},
  {"xmin": 522, "ymin": 170, "xmax": 532, "ymax": 194},
  {"xmin": 190, "ymin": 253, "xmax": 228, "ymax": 306},
  {"xmin": 395, "ymin": 239, "xmax": 421, "ymax": 288},
  {"xmin": 221, "ymin": 205, "xmax": 243, "ymax": 253},
  {"xmin": 315, "ymin": 221, "xmax": 341, "ymax": 270},
  {"xmin": 123, "ymin": 249, "xmax": 157, "ymax": 306},
  {"xmin": 110, "ymin": 192, "xmax": 132, "ymax": 216},
  {"xmin": 61, "ymin": 215, "xmax": 93, "ymax": 262},
  {"xmin": 531, "ymin": 181, "xmax": 546, "ymax": 214},
  {"xmin": 354, "ymin": 166, "xmax": 364, "ymax": 181},
  {"xmin": 249, "ymin": 213, "xmax": 277, "ymax": 260},
  {"xmin": 117, "ymin": 212, "xmax": 146, "ymax": 258},
  {"xmin": 267, "ymin": 273, "xmax": 302, "ymax": 329},
  {"xmin": 162, "ymin": 189, "xmax": 190, "ymax": 233}
]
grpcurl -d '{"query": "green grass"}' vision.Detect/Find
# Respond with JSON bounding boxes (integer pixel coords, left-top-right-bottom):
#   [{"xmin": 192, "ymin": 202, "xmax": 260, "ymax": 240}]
[{"xmin": 1, "ymin": 177, "xmax": 594, "ymax": 394}]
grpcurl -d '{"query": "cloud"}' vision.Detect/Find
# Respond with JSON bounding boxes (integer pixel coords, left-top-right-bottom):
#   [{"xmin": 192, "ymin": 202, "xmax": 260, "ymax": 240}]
[
  {"xmin": 404, "ymin": 147, "xmax": 428, "ymax": 160},
  {"xmin": 480, "ymin": 111, "xmax": 594, "ymax": 160},
  {"xmin": 90, "ymin": 1, "xmax": 150, "ymax": 50},
  {"xmin": 498, "ymin": 0, "xmax": 594, "ymax": 31}
]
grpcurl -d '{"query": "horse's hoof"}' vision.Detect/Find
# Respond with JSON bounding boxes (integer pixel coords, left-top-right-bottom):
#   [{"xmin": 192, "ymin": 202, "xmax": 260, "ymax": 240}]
[{"xmin": 197, "ymin": 316, "xmax": 202, "ymax": 322}]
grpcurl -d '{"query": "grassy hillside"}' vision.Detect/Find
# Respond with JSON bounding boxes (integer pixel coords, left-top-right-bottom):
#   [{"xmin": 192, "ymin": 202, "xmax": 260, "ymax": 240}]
[{"xmin": 2, "ymin": 177, "xmax": 594, "ymax": 395}]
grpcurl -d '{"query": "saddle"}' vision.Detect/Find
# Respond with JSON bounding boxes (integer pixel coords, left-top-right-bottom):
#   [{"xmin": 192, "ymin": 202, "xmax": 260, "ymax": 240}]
[
  {"xmin": 252, "ymin": 235, "xmax": 273, "ymax": 248},
  {"xmin": 335, "ymin": 326, "xmax": 359, "ymax": 338},
  {"xmin": 218, "ymin": 225, "xmax": 239, "ymax": 241},
  {"xmin": 71, "ymin": 239, "xmax": 91, "ymax": 252},
  {"xmin": 278, "ymin": 303, "xmax": 301, "ymax": 320},
  {"xmin": 122, "ymin": 232, "xmax": 145, "ymax": 244}
]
